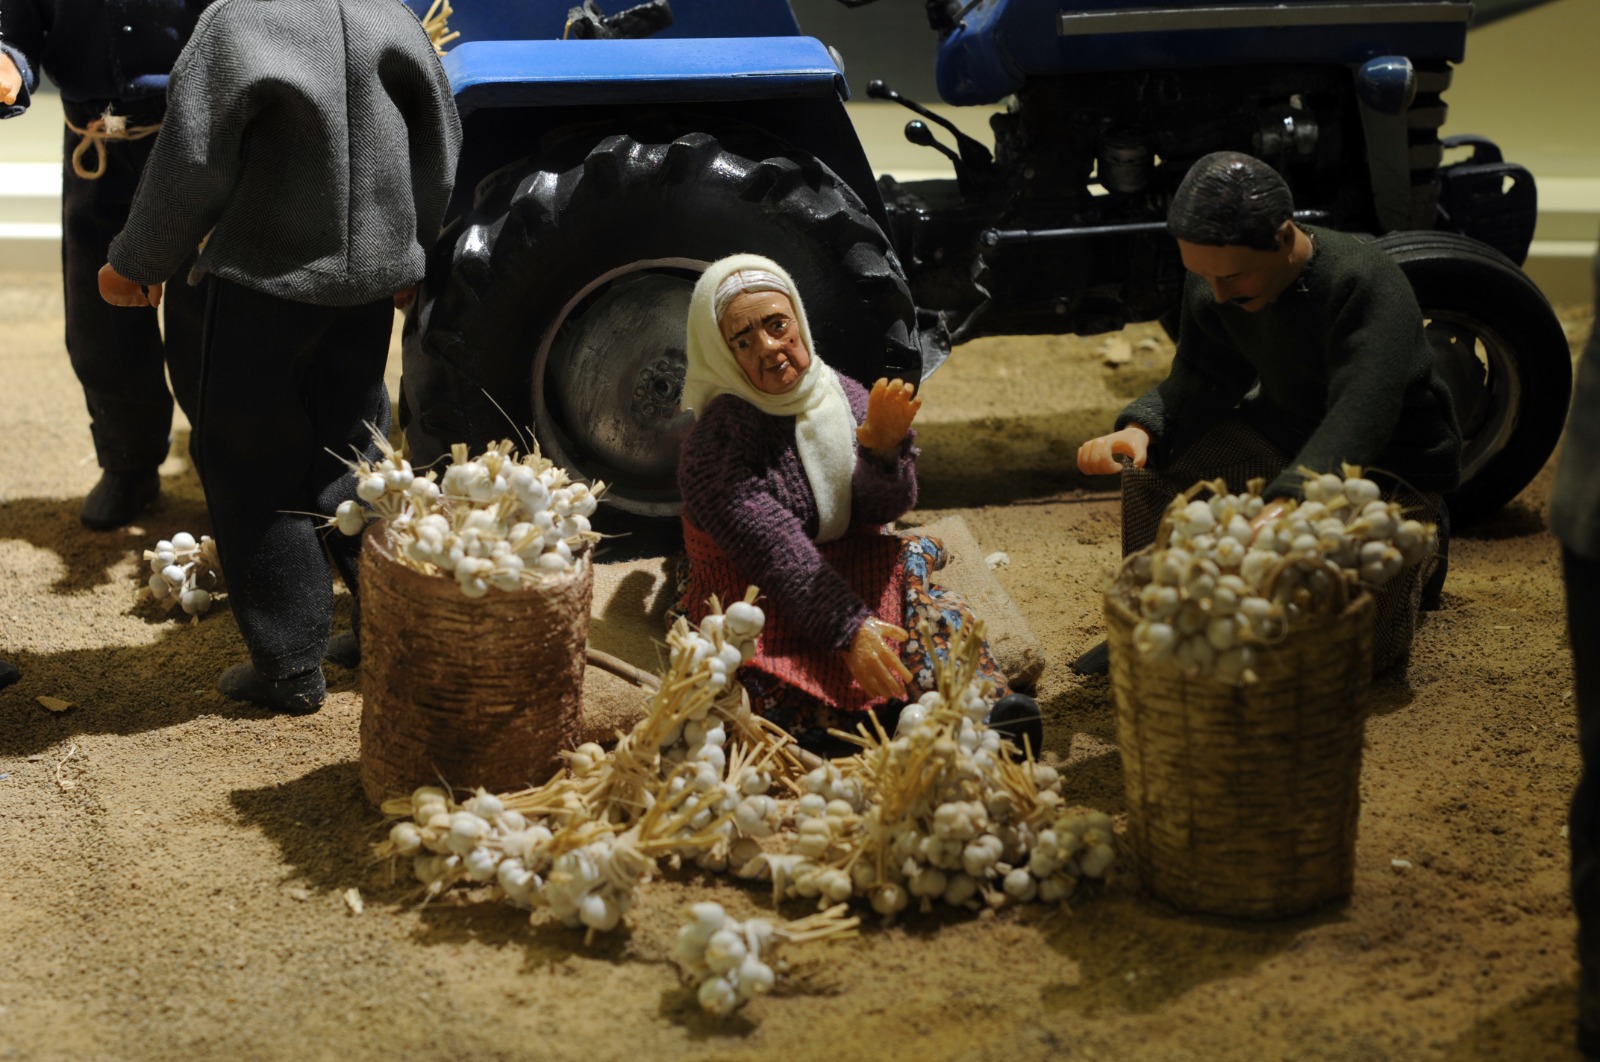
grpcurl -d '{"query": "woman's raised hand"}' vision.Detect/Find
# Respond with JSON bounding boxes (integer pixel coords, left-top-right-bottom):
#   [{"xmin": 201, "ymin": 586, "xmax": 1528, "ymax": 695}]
[
  {"xmin": 857, "ymin": 377, "xmax": 921, "ymax": 457},
  {"xmin": 843, "ymin": 617, "xmax": 912, "ymax": 700}
]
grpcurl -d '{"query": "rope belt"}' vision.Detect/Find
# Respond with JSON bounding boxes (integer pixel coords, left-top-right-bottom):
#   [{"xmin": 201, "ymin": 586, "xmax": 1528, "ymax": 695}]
[{"xmin": 64, "ymin": 109, "xmax": 162, "ymax": 180}]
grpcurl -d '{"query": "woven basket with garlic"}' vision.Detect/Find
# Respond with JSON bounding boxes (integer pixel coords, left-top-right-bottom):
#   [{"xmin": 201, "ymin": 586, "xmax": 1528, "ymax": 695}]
[
  {"xmin": 1105, "ymin": 466, "xmax": 1437, "ymax": 918},
  {"xmin": 336, "ymin": 432, "xmax": 607, "ymax": 803}
]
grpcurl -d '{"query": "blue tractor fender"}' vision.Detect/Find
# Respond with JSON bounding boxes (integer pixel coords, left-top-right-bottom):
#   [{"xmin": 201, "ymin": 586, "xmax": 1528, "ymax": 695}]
[
  {"xmin": 936, "ymin": 0, "xmax": 1472, "ymax": 105},
  {"xmin": 442, "ymin": 36, "xmax": 847, "ymax": 117},
  {"xmin": 435, "ymin": 35, "xmax": 887, "ymax": 230}
]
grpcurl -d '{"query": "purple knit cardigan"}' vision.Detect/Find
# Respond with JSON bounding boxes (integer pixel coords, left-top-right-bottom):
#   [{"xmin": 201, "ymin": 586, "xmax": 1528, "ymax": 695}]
[{"xmin": 678, "ymin": 375, "xmax": 918, "ymax": 653}]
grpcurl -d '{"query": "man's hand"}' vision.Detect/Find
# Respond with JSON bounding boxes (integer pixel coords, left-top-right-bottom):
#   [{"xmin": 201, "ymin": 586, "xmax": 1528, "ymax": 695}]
[
  {"xmin": 0, "ymin": 52, "xmax": 22, "ymax": 107},
  {"xmin": 1077, "ymin": 423, "xmax": 1151, "ymax": 475},
  {"xmin": 1249, "ymin": 498, "xmax": 1292, "ymax": 539},
  {"xmin": 857, "ymin": 377, "xmax": 921, "ymax": 457},
  {"xmin": 98, "ymin": 263, "xmax": 161, "ymax": 308},
  {"xmin": 843, "ymin": 617, "xmax": 912, "ymax": 701}
]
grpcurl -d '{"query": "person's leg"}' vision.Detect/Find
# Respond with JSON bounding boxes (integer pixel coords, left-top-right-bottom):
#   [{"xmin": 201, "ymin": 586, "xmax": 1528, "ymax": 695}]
[
  {"xmin": 196, "ymin": 280, "xmax": 342, "ymax": 708},
  {"xmin": 307, "ymin": 297, "xmax": 394, "ymax": 664},
  {"xmin": 307, "ymin": 303, "xmax": 393, "ymax": 597},
  {"xmin": 1565, "ymin": 548, "xmax": 1600, "ymax": 1055},
  {"xmin": 159, "ymin": 254, "xmax": 207, "ymax": 430},
  {"xmin": 60, "ymin": 103, "xmax": 178, "ymax": 527}
]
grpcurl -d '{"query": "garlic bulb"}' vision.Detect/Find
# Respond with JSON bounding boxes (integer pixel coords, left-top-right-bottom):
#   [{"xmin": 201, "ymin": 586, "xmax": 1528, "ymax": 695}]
[
  {"xmin": 139, "ymin": 532, "xmax": 224, "ymax": 621},
  {"xmin": 1114, "ymin": 465, "xmax": 1439, "ymax": 682},
  {"xmin": 330, "ymin": 429, "xmax": 605, "ymax": 597},
  {"xmin": 673, "ymin": 902, "xmax": 856, "ymax": 1016}
]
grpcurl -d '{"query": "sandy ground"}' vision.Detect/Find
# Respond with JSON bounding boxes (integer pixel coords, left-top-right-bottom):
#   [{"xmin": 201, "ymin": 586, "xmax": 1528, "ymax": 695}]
[{"xmin": 0, "ymin": 267, "xmax": 1594, "ymax": 1061}]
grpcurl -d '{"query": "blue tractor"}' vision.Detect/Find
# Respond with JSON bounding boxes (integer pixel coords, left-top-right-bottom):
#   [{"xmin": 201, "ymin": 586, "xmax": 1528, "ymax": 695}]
[{"xmin": 401, "ymin": 0, "xmax": 1570, "ymax": 527}]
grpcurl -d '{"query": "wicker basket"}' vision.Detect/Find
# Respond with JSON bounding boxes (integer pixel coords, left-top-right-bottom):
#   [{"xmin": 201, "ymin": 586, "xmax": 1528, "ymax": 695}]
[
  {"xmin": 1106, "ymin": 561, "xmax": 1375, "ymax": 918},
  {"xmin": 357, "ymin": 524, "xmax": 592, "ymax": 806}
]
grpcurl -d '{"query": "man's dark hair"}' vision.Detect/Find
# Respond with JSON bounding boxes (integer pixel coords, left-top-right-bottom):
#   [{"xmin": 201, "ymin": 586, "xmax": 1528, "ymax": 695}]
[{"xmin": 1167, "ymin": 151, "xmax": 1294, "ymax": 251}]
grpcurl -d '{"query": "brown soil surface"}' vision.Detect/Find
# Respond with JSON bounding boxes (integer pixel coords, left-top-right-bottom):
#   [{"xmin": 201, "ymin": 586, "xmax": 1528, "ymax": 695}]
[{"xmin": 0, "ymin": 268, "xmax": 1593, "ymax": 1061}]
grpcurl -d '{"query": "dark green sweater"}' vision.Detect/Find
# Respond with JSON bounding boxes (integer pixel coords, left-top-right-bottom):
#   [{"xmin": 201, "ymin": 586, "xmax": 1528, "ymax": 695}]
[{"xmin": 1117, "ymin": 226, "xmax": 1461, "ymax": 500}]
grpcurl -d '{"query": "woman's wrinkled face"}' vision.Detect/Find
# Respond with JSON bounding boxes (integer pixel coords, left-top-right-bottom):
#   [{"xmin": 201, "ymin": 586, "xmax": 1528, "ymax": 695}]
[{"xmin": 719, "ymin": 290, "xmax": 811, "ymax": 394}]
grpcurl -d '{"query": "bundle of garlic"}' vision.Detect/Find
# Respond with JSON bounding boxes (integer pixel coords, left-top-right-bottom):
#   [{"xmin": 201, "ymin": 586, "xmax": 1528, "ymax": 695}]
[
  {"xmin": 674, "ymin": 902, "xmax": 859, "ymax": 1016},
  {"xmin": 375, "ymin": 592, "xmax": 796, "ymax": 935},
  {"xmin": 372, "ymin": 591, "xmax": 1113, "ymax": 1015},
  {"xmin": 384, "ymin": 773, "xmax": 735, "ymax": 943},
  {"xmin": 331, "ymin": 428, "xmax": 604, "ymax": 597},
  {"xmin": 1116, "ymin": 465, "xmax": 1439, "ymax": 683},
  {"xmin": 731, "ymin": 620, "xmax": 1115, "ymax": 918},
  {"xmin": 138, "ymin": 531, "xmax": 223, "ymax": 620}
]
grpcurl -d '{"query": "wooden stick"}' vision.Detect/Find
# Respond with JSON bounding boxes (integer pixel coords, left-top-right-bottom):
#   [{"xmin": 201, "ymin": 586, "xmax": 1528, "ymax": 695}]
[{"xmin": 585, "ymin": 647, "xmax": 661, "ymax": 691}]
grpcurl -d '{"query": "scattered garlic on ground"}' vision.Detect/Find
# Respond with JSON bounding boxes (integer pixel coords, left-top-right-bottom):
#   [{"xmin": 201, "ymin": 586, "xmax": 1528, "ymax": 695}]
[
  {"xmin": 343, "ymin": 888, "xmax": 365, "ymax": 914},
  {"xmin": 984, "ymin": 551, "xmax": 1010, "ymax": 569},
  {"xmin": 331, "ymin": 428, "xmax": 603, "ymax": 598},
  {"xmin": 673, "ymin": 902, "xmax": 857, "ymax": 1016},
  {"xmin": 1390, "ymin": 859, "xmax": 1414, "ymax": 870},
  {"xmin": 371, "ymin": 593, "xmax": 1114, "ymax": 1016},
  {"xmin": 137, "ymin": 531, "xmax": 223, "ymax": 621}
]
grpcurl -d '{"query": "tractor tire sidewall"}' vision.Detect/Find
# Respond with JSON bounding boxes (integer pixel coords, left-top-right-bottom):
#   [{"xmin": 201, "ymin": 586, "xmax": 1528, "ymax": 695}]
[
  {"xmin": 1374, "ymin": 231, "xmax": 1573, "ymax": 528},
  {"xmin": 414, "ymin": 130, "xmax": 918, "ymax": 514}
]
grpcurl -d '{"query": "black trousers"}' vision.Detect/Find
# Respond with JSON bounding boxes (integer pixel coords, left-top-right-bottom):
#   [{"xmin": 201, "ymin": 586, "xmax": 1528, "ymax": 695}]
[
  {"xmin": 61, "ymin": 98, "xmax": 204, "ymax": 473},
  {"xmin": 196, "ymin": 278, "xmax": 392, "ymax": 679},
  {"xmin": 1566, "ymin": 549, "xmax": 1600, "ymax": 989}
]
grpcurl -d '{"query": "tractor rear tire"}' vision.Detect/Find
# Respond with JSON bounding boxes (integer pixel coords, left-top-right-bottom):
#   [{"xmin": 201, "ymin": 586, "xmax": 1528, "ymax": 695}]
[{"xmin": 1373, "ymin": 230, "xmax": 1572, "ymax": 527}]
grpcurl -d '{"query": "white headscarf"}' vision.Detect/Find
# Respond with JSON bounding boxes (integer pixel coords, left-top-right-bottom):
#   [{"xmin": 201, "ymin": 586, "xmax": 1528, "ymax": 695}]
[{"xmin": 682, "ymin": 254, "xmax": 856, "ymax": 542}]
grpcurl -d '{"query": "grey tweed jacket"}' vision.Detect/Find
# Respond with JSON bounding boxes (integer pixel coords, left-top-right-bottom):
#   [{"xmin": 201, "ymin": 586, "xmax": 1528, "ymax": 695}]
[{"xmin": 108, "ymin": 0, "xmax": 461, "ymax": 306}]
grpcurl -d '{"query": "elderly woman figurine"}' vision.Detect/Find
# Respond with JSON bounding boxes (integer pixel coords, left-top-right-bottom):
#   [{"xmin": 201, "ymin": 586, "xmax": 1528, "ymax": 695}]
[{"xmin": 675, "ymin": 253, "xmax": 1041, "ymax": 755}]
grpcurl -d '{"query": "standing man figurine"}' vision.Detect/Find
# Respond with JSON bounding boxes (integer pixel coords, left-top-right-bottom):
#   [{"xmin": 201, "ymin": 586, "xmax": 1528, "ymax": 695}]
[
  {"xmin": 1553, "ymin": 235, "xmax": 1600, "ymax": 1059},
  {"xmin": 1076, "ymin": 151, "xmax": 1461, "ymax": 675},
  {"xmin": 1, "ymin": 0, "xmax": 212, "ymax": 529},
  {"xmin": 99, "ymin": 0, "xmax": 461, "ymax": 712}
]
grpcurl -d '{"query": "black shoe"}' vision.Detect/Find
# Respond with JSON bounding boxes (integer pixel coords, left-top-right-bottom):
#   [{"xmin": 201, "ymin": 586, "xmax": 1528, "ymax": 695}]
[
  {"xmin": 218, "ymin": 662, "xmax": 325, "ymax": 714},
  {"xmin": 325, "ymin": 630, "xmax": 361, "ymax": 669},
  {"xmin": 987, "ymin": 692, "xmax": 1044, "ymax": 759},
  {"xmin": 0, "ymin": 659, "xmax": 18, "ymax": 690},
  {"xmin": 1070, "ymin": 639, "xmax": 1110, "ymax": 676},
  {"xmin": 80, "ymin": 470, "xmax": 160, "ymax": 531}
]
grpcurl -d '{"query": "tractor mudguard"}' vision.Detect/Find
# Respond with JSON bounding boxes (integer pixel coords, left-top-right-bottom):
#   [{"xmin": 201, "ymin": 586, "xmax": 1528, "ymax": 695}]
[
  {"xmin": 936, "ymin": 0, "xmax": 1471, "ymax": 105},
  {"xmin": 442, "ymin": 37, "xmax": 846, "ymax": 118}
]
